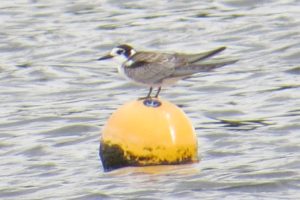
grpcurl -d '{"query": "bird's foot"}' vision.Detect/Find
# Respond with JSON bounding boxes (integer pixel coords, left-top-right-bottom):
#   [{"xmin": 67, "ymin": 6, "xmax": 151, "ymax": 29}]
[
  {"xmin": 138, "ymin": 95, "xmax": 161, "ymax": 101},
  {"xmin": 138, "ymin": 96, "xmax": 153, "ymax": 101}
]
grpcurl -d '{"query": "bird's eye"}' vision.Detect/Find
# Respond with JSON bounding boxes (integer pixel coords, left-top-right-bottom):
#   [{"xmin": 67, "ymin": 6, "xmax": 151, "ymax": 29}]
[{"xmin": 116, "ymin": 49, "xmax": 125, "ymax": 55}]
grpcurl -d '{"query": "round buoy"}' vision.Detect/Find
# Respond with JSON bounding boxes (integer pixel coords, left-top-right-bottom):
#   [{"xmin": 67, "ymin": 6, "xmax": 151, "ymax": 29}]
[{"xmin": 100, "ymin": 98, "xmax": 198, "ymax": 171}]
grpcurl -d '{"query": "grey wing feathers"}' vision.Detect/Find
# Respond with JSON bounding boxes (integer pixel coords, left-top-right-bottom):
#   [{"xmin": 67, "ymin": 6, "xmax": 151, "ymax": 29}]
[
  {"xmin": 172, "ymin": 46, "xmax": 237, "ymax": 77},
  {"xmin": 124, "ymin": 52, "xmax": 176, "ymax": 84},
  {"xmin": 124, "ymin": 47, "xmax": 237, "ymax": 84},
  {"xmin": 173, "ymin": 58, "xmax": 238, "ymax": 77},
  {"xmin": 182, "ymin": 46, "xmax": 226, "ymax": 63}
]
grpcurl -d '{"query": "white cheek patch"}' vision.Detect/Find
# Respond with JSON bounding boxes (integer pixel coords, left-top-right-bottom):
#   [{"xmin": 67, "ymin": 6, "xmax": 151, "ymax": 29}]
[{"xmin": 113, "ymin": 55, "xmax": 128, "ymax": 64}]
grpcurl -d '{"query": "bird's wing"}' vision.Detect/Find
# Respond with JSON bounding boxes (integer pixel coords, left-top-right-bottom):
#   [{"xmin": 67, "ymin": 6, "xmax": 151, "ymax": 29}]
[
  {"xmin": 172, "ymin": 58, "xmax": 238, "ymax": 77},
  {"xmin": 180, "ymin": 46, "xmax": 226, "ymax": 64},
  {"xmin": 171, "ymin": 47, "xmax": 237, "ymax": 77},
  {"xmin": 123, "ymin": 52, "xmax": 181, "ymax": 84}
]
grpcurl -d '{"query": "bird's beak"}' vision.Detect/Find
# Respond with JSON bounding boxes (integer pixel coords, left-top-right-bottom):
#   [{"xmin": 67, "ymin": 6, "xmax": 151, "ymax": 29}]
[{"xmin": 98, "ymin": 54, "xmax": 113, "ymax": 61}]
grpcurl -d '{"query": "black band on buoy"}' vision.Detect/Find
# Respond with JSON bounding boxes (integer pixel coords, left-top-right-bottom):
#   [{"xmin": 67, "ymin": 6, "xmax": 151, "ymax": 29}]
[{"xmin": 143, "ymin": 99, "xmax": 162, "ymax": 107}]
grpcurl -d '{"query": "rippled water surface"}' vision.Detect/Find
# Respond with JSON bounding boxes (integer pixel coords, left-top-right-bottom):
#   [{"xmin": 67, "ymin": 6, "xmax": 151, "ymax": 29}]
[{"xmin": 1, "ymin": 0, "xmax": 300, "ymax": 199}]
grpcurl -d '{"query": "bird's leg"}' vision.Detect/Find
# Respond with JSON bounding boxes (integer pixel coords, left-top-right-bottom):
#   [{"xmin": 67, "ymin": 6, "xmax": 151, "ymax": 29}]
[
  {"xmin": 154, "ymin": 87, "xmax": 161, "ymax": 98},
  {"xmin": 147, "ymin": 87, "xmax": 153, "ymax": 98},
  {"xmin": 139, "ymin": 87, "xmax": 153, "ymax": 100}
]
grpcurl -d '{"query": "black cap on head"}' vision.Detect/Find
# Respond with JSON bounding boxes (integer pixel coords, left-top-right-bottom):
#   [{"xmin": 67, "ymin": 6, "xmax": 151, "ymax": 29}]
[{"xmin": 117, "ymin": 44, "xmax": 133, "ymax": 57}]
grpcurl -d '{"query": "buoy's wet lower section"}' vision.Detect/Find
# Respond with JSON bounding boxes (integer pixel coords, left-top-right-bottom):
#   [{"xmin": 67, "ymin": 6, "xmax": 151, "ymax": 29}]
[
  {"xmin": 100, "ymin": 142, "xmax": 197, "ymax": 171},
  {"xmin": 100, "ymin": 98, "xmax": 199, "ymax": 171}
]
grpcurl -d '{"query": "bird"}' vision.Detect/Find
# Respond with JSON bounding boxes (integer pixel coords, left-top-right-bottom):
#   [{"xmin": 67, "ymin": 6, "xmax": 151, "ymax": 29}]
[{"xmin": 98, "ymin": 44, "xmax": 237, "ymax": 99}]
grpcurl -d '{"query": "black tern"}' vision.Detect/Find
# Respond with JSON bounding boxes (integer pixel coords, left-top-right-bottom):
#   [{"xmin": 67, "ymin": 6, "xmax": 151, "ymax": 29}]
[{"xmin": 98, "ymin": 44, "xmax": 237, "ymax": 99}]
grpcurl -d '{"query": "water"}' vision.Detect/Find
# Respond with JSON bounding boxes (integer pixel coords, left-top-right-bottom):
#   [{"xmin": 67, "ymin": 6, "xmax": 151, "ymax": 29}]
[{"xmin": 1, "ymin": 0, "xmax": 300, "ymax": 199}]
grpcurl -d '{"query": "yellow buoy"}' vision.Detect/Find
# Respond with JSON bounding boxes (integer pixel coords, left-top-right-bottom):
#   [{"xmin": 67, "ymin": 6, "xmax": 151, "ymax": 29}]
[{"xmin": 100, "ymin": 98, "xmax": 198, "ymax": 171}]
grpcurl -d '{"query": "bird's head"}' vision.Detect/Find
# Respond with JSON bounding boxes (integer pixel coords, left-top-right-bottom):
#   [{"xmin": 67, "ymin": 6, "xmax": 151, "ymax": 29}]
[{"xmin": 98, "ymin": 44, "xmax": 136, "ymax": 64}]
